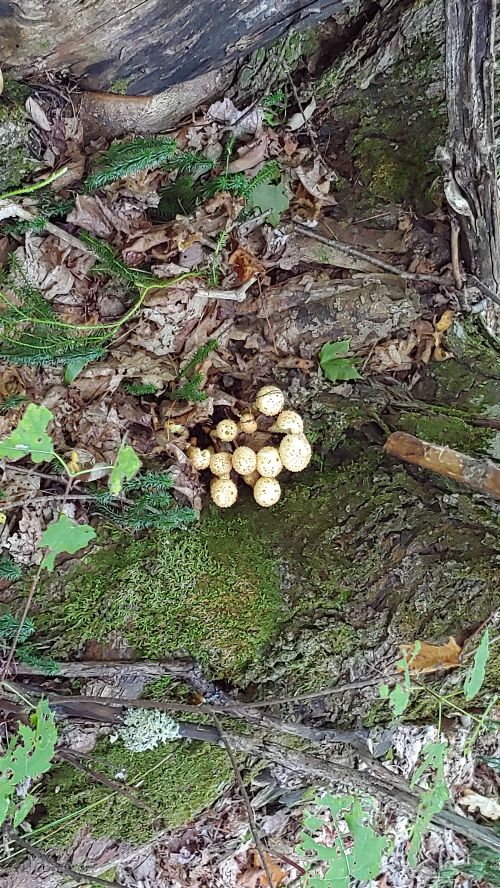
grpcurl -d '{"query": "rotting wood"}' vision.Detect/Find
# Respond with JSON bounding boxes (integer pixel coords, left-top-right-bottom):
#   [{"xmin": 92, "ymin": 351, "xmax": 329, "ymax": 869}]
[
  {"xmin": 438, "ymin": 0, "xmax": 500, "ymax": 328},
  {"xmin": 384, "ymin": 431, "xmax": 500, "ymax": 501}
]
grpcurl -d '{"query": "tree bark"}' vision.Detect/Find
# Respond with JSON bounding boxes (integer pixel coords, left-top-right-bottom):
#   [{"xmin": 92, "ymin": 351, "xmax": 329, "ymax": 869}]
[{"xmin": 0, "ymin": 0, "xmax": 347, "ymax": 94}]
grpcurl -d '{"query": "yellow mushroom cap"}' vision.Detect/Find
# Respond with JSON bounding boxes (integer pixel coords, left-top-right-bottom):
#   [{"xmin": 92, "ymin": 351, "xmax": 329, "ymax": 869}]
[
  {"xmin": 242, "ymin": 470, "xmax": 260, "ymax": 488},
  {"xmin": 215, "ymin": 419, "xmax": 239, "ymax": 442},
  {"xmin": 211, "ymin": 477, "xmax": 238, "ymax": 508},
  {"xmin": 254, "ymin": 385, "xmax": 285, "ymax": 417},
  {"xmin": 210, "ymin": 451, "xmax": 233, "ymax": 477},
  {"xmin": 270, "ymin": 410, "xmax": 304, "ymax": 435},
  {"xmin": 256, "ymin": 446, "xmax": 282, "ymax": 478},
  {"xmin": 232, "ymin": 446, "xmax": 258, "ymax": 476},
  {"xmin": 279, "ymin": 434, "xmax": 312, "ymax": 472},
  {"xmin": 238, "ymin": 412, "xmax": 258, "ymax": 435},
  {"xmin": 187, "ymin": 445, "xmax": 211, "ymax": 471},
  {"xmin": 253, "ymin": 476, "xmax": 281, "ymax": 507}
]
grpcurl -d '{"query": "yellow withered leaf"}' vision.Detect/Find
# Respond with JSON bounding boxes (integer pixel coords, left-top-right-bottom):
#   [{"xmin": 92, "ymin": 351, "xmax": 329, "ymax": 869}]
[{"xmin": 400, "ymin": 637, "xmax": 462, "ymax": 673}]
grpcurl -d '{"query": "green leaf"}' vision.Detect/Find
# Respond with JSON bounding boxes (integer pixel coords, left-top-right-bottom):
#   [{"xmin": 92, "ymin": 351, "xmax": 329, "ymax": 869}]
[
  {"xmin": 378, "ymin": 684, "xmax": 390, "ymax": 699},
  {"xmin": 408, "ymin": 779, "xmax": 449, "ymax": 866},
  {"xmin": 64, "ymin": 355, "xmax": 95, "ymax": 384},
  {"xmin": 463, "ymin": 629, "xmax": 490, "ymax": 701},
  {"xmin": 411, "ymin": 740, "xmax": 447, "ymax": 787},
  {"xmin": 0, "ymin": 700, "xmax": 57, "ymax": 827},
  {"xmin": 13, "ymin": 793, "xmax": 35, "ymax": 827},
  {"xmin": 247, "ymin": 180, "xmax": 289, "ymax": 226},
  {"xmin": 388, "ymin": 682, "xmax": 411, "ymax": 716},
  {"xmin": 345, "ymin": 798, "xmax": 387, "ymax": 880},
  {"xmin": 108, "ymin": 443, "xmax": 142, "ymax": 495},
  {"xmin": 0, "ymin": 404, "xmax": 54, "ymax": 463},
  {"xmin": 39, "ymin": 513, "xmax": 96, "ymax": 572},
  {"xmin": 319, "ymin": 340, "xmax": 361, "ymax": 383}
]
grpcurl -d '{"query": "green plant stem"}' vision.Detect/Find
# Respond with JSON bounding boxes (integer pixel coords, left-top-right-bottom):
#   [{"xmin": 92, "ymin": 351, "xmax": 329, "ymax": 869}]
[
  {"xmin": 5, "ymin": 827, "xmax": 122, "ymax": 888},
  {"xmin": 0, "ymin": 563, "xmax": 43, "ymax": 681},
  {"xmin": 412, "ymin": 681, "xmax": 485, "ymax": 726},
  {"xmin": 465, "ymin": 695, "xmax": 498, "ymax": 754},
  {"xmin": 0, "ymin": 167, "xmax": 68, "ymax": 201}
]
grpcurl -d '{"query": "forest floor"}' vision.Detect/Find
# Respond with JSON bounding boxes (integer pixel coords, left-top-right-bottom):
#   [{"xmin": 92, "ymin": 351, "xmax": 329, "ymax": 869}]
[{"xmin": 0, "ymin": 69, "xmax": 499, "ymax": 888}]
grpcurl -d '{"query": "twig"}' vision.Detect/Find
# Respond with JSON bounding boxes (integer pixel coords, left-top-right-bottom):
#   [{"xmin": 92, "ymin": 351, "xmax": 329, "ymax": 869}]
[
  {"xmin": 294, "ymin": 224, "xmax": 452, "ymax": 285},
  {"xmin": 0, "ymin": 563, "xmax": 43, "ymax": 681},
  {"xmin": 0, "ymin": 199, "xmax": 94, "ymax": 255},
  {"xmin": 197, "ymin": 276, "xmax": 256, "ymax": 302},
  {"xmin": 213, "ymin": 713, "xmax": 275, "ymax": 888},
  {"xmin": 284, "ymin": 65, "xmax": 322, "ymax": 163},
  {"xmin": 466, "ymin": 274, "xmax": 500, "ymax": 309},
  {"xmin": 4, "ymin": 826, "xmax": 122, "ymax": 887},
  {"xmin": 384, "ymin": 431, "xmax": 500, "ymax": 500},
  {"xmin": 450, "ymin": 217, "xmax": 463, "ymax": 288}
]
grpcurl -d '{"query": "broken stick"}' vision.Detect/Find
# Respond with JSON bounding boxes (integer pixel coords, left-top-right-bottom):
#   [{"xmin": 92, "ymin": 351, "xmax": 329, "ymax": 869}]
[{"xmin": 384, "ymin": 432, "xmax": 500, "ymax": 501}]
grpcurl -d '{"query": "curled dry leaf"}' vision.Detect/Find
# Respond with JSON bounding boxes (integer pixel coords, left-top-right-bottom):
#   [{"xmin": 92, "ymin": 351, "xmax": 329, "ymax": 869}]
[
  {"xmin": 228, "ymin": 246, "xmax": 265, "ymax": 283},
  {"xmin": 460, "ymin": 790, "xmax": 500, "ymax": 820},
  {"xmin": 400, "ymin": 637, "xmax": 462, "ymax": 673}
]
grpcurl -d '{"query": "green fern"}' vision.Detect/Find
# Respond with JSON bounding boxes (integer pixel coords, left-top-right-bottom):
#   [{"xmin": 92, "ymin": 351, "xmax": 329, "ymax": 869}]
[
  {"xmin": 91, "ymin": 471, "xmax": 196, "ymax": 531},
  {"xmin": 123, "ymin": 382, "xmax": 159, "ymax": 396},
  {"xmin": 0, "ymin": 612, "xmax": 34, "ymax": 642},
  {"xmin": 84, "ymin": 137, "xmax": 178, "ymax": 191},
  {"xmin": 0, "ymin": 395, "xmax": 27, "ymax": 415},
  {"xmin": 167, "ymin": 339, "xmax": 218, "ymax": 402},
  {"xmin": 0, "ymin": 557, "xmax": 22, "ymax": 581},
  {"xmin": 156, "ymin": 175, "xmax": 199, "ymax": 220},
  {"xmin": 0, "ymin": 268, "xmax": 108, "ymax": 367},
  {"xmin": 169, "ymin": 375, "xmax": 207, "ymax": 403},
  {"xmin": 200, "ymin": 160, "xmax": 281, "ymax": 201},
  {"xmin": 15, "ymin": 643, "xmax": 59, "ymax": 675}
]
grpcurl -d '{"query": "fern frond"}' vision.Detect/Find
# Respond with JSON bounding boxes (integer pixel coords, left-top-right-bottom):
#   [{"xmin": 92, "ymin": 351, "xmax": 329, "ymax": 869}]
[
  {"xmin": 4, "ymin": 217, "xmax": 47, "ymax": 236},
  {"xmin": 0, "ymin": 558, "xmax": 23, "ymax": 580},
  {"xmin": 81, "ymin": 233, "xmax": 160, "ymax": 290},
  {"xmin": 17, "ymin": 643, "xmax": 60, "ymax": 675},
  {"xmin": 85, "ymin": 137, "xmax": 177, "ymax": 191},
  {"xmin": 0, "ymin": 612, "xmax": 34, "ymax": 642},
  {"xmin": 179, "ymin": 339, "xmax": 218, "ymax": 379},
  {"xmin": 0, "ymin": 395, "xmax": 27, "ymax": 415},
  {"xmin": 125, "ymin": 471, "xmax": 174, "ymax": 494},
  {"xmin": 169, "ymin": 375, "xmax": 207, "ymax": 403},
  {"xmin": 156, "ymin": 176, "xmax": 199, "ymax": 220},
  {"xmin": 123, "ymin": 382, "xmax": 159, "ymax": 396},
  {"xmin": 90, "ymin": 470, "xmax": 193, "ymax": 531}
]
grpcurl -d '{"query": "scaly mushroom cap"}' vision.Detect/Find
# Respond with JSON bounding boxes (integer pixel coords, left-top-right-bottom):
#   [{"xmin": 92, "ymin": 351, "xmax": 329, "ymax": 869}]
[
  {"xmin": 242, "ymin": 470, "xmax": 260, "ymax": 488},
  {"xmin": 253, "ymin": 477, "xmax": 281, "ymax": 507},
  {"xmin": 238, "ymin": 412, "xmax": 258, "ymax": 435},
  {"xmin": 211, "ymin": 477, "xmax": 238, "ymax": 508},
  {"xmin": 270, "ymin": 410, "xmax": 304, "ymax": 435},
  {"xmin": 279, "ymin": 434, "xmax": 312, "ymax": 472},
  {"xmin": 210, "ymin": 451, "xmax": 233, "ymax": 477},
  {"xmin": 253, "ymin": 385, "xmax": 285, "ymax": 417},
  {"xmin": 215, "ymin": 419, "xmax": 239, "ymax": 442},
  {"xmin": 187, "ymin": 445, "xmax": 211, "ymax": 471},
  {"xmin": 256, "ymin": 446, "xmax": 282, "ymax": 478},
  {"xmin": 232, "ymin": 446, "xmax": 258, "ymax": 476}
]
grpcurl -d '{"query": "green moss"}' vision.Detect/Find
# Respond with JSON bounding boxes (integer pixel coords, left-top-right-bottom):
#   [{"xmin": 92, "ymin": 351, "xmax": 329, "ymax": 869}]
[
  {"xmin": 398, "ymin": 411, "xmax": 496, "ymax": 455},
  {"xmin": 0, "ymin": 100, "xmax": 38, "ymax": 193},
  {"xmin": 109, "ymin": 78, "xmax": 131, "ymax": 95},
  {"xmin": 39, "ymin": 739, "xmax": 232, "ymax": 848},
  {"xmin": 35, "ymin": 512, "xmax": 282, "ymax": 679}
]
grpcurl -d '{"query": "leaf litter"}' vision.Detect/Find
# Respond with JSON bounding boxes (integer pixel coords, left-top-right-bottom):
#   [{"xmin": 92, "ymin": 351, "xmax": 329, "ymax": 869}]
[{"xmin": 0, "ymin": 79, "xmax": 480, "ymax": 888}]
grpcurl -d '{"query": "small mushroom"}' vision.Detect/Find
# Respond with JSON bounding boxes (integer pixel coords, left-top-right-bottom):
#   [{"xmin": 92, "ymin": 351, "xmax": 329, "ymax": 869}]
[
  {"xmin": 238, "ymin": 412, "xmax": 258, "ymax": 435},
  {"xmin": 256, "ymin": 446, "xmax": 282, "ymax": 478},
  {"xmin": 210, "ymin": 451, "xmax": 233, "ymax": 477},
  {"xmin": 242, "ymin": 470, "xmax": 260, "ymax": 488},
  {"xmin": 215, "ymin": 419, "xmax": 239, "ymax": 442},
  {"xmin": 253, "ymin": 385, "xmax": 285, "ymax": 417},
  {"xmin": 187, "ymin": 445, "xmax": 211, "ymax": 471},
  {"xmin": 279, "ymin": 434, "xmax": 312, "ymax": 472},
  {"xmin": 232, "ymin": 446, "xmax": 258, "ymax": 476},
  {"xmin": 253, "ymin": 477, "xmax": 281, "ymax": 507},
  {"xmin": 270, "ymin": 410, "xmax": 304, "ymax": 435},
  {"xmin": 211, "ymin": 477, "xmax": 238, "ymax": 508}
]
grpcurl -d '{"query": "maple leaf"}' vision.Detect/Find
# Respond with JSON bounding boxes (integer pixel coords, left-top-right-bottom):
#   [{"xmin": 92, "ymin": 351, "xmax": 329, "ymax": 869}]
[
  {"xmin": 0, "ymin": 404, "xmax": 54, "ymax": 464},
  {"xmin": 39, "ymin": 513, "xmax": 97, "ymax": 572},
  {"xmin": 319, "ymin": 340, "xmax": 361, "ymax": 383}
]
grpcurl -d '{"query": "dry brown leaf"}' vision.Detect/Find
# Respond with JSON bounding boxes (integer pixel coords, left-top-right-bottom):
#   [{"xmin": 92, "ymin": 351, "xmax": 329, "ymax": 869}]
[
  {"xmin": 238, "ymin": 850, "xmax": 287, "ymax": 887},
  {"xmin": 400, "ymin": 637, "xmax": 462, "ymax": 673},
  {"xmin": 228, "ymin": 137, "xmax": 268, "ymax": 173},
  {"xmin": 435, "ymin": 309, "xmax": 455, "ymax": 332},
  {"xmin": 461, "ymin": 790, "xmax": 500, "ymax": 820},
  {"xmin": 229, "ymin": 247, "xmax": 265, "ymax": 282}
]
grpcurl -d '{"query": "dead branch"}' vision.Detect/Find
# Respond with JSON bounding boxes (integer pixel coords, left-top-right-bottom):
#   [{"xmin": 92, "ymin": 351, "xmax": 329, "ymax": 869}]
[
  {"xmin": 384, "ymin": 431, "xmax": 500, "ymax": 500},
  {"xmin": 438, "ymin": 0, "xmax": 500, "ymax": 322}
]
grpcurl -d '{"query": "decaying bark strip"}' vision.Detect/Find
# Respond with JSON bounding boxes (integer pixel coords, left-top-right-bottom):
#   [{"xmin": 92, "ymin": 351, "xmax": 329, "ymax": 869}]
[
  {"xmin": 438, "ymin": 0, "xmax": 500, "ymax": 326},
  {"xmin": 384, "ymin": 431, "xmax": 500, "ymax": 501}
]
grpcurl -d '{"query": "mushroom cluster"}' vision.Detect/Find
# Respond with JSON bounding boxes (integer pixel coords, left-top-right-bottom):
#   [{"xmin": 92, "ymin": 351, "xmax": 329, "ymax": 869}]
[{"xmin": 187, "ymin": 385, "xmax": 312, "ymax": 509}]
